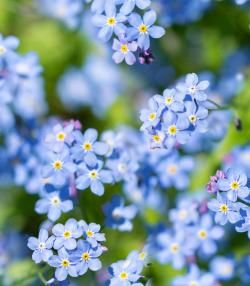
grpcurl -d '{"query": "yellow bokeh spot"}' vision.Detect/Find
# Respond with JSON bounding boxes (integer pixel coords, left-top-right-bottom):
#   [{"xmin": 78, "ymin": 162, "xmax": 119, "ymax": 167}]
[
  {"xmin": 189, "ymin": 281, "xmax": 199, "ymax": 286},
  {"xmin": 219, "ymin": 204, "xmax": 228, "ymax": 214},
  {"xmin": 56, "ymin": 132, "xmax": 66, "ymax": 141},
  {"xmin": 120, "ymin": 44, "xmax": 129, "ymax": 54},
  {"xmin": 119, "ymin": 271, "xmax": 128, "ymax": 280},
  {"xmin": 168, "ymin": 125, "xmax": 177, "ymax": 136},
  {"xmin": 82, "ymin": 252, "xmax": 90, "ymax": 261},
  {"xmin": 107, "ymin": 17, "xmax": 116, "ymax": 26},
  {"xmin": 61, "ymin": 259, "xmax": 70, "ymax": 267},
  {"xmin": 139, "ymin": 252, "xmax": 147, "ymax": 260},
  {"xmin": 139, "ymin": 24, "xmax": 148, "ymax": 33},
  {"xmin": 230, "ymin": 181, "xmax": 239, "ymax": 190},
  {"xmin": 63, "ymin": 230, "xmax": 72, "ymax": 239},
  {"xmin": 52, "ymin": 160, "xmax": 63, "ymax": 170}
]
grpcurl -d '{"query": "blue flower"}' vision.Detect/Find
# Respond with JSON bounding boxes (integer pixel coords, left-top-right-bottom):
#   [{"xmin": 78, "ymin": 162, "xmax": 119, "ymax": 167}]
[
  {"xmin": 236, "ymin": 208, "xmax": 250, "ymax": 239},
  {"xmin": 71, "ymin": 128, "xmax": 108, "ymax": 161},
  {"xmin": 153, "ymin": 88, "xmax": 185, "ymax": 113},
  {"xmin": 177, "ymin": 73, "xmax": 210, "ymax": 101},
  {"xmin": 218, "ymin": 168, "xmax": 250, "ymax": 202},
  {"xmin": 35, "ymin": 191, "xmax": 73, "ymax": 221},
  {"xmin": 71, "ymin": 240, "xmax": 102, "ymax": 275},
  {"xmin": 108, "ymin": 251, "xmax": 144, "ymax": 286},
  {"xmin": 208, "ymin": 193, "xmax": 242, "ymax": 225},
  {"xmin": 161, "ymin": 111, "xmax": 190, "ymax": 149},
  {"xmin": 172, "ymin": 264, "xmax": 216, "ymax": 286},
  {"xmin": 52, "ymin": 218, "xmax": 82, "ymax": 250},
  {"xmin": 193, "ymin": 213, "xmax": 224, "ymax": 255},
  {"xmin": 48, "ymin": 248, "xmax": 78, "ymax": 281},
  {"xmin": 103, "ymin": 195, "xmax": 137, "ymax": 231},
  {"xmin": 120, "ymin": 0, "xmax": 151, "ymax": 15},
  {"xmin": 140, "ymin": 97, "xmax": 162, "ymax": 131},
  {"xmin": 76, "ymin": 154, "xmax": 113, "ymax": 196},
  {"xmin": 210, "ymin": 256, "xmax": 235, "ymax": 281},
  {"xmin": 45, "ymin": 123, "xmax": 74, "ymax": 153},
  {"xmin": 42, "ymin": 149, "xmax": 76, "ymax": 187},
  {"xmin": 127, "ymin": 10, "xmax": 165, "ymax": 50},
  {"xmin": 92, "ymin": 3, "xmax": 127, "ymax": 42},
  {"xmin": 78, "ymin": 220, "xmax": 106, "ymax": 247},
  {"xmin": 0, "ymin": 34, "xmax": 19, "ymax": 65},
  {"xmin": 112, "ymin": 38, "xmax": 137, "ymax": 65},
  {"xmin": 27, "ymin": 229, "xmax": 55, "ymax": 263}
]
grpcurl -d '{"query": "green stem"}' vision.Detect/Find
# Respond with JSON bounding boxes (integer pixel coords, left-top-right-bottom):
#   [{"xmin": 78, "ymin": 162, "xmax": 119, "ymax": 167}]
[
  {"xmin": 38, "ymin": 272, "xmax": 47, "ymax": 285},
  {"xmin": 207, "ymin": 99, "xmax": 229, "ymax": 110}
]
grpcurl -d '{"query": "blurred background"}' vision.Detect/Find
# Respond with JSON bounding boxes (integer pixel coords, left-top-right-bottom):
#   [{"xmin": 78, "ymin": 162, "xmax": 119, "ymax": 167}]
[{"xmin": 1, "ymin": 0, "xmax": 250, "ymax": 285}]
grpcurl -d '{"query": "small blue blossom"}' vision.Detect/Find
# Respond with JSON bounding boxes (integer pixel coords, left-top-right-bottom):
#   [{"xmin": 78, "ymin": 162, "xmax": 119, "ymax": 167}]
[
  {"xmin": 172, "ymin": 264, "xmax": 216, "ymax": 286},
  {"xmin": 79, "ymin": 220, "xmax": 106, "ymax": 247},
  {"xmin": 92, "ymin": 4, "xmax": 127, "ymax": 42},
  {"xmin": 71, "ymin": 128, "xmax": 108, "ymax": 161},
  {"xmin": 236, "ymin": 208, "xmax": 250, "ymax": 239},
  {"xmin": 76, "ymin": 154, "xmax": 113, "ymax": 196},
  {"xmin": 208, "ymin": 193, "xmax": 242, "ymax": 225},
  {"xmin": 140, "ymin": 97, "xmax": 162, "ymax": 131},
  {"xmin": 28, "ymin": 229, "xmax": 55, "ymax": 263},
  {"xmin": 48, "ymin": 248, "xmax": 78, "ymax": 281},
  {"xmin": 52, "ymin": 218, "xmax": 82, "ymax": 250},
  {"xmin": 35, "ymin": 191, "xmax": 73, "ymax": 221},
  {"xmin": 120, "ymin": 0, "xmax": 151, "ymax": 15},
  {"xmin": 127, "ymin": 10, "xmax": 165, "ymax": 50},
  {"xmin": 71, "ymin": 240, "xmax": 102, "ymax": 275},
  {"xmin": 177, "ymin": 73, "xmax": 210, "ymax": 101},
  {"xmin": 218, "ymin": 168, "xmax": 250, "ymax": 202},
  {"xmin": 103, "ymin": 195, "xmax": 137, "ymax": 231},
  {"xmin": 210, "ymin": 256, "xmax": 235, "ymax": 281},
  {"xmin": 112, "ymin": 38, "xmax": 137, "ymax": 65}
]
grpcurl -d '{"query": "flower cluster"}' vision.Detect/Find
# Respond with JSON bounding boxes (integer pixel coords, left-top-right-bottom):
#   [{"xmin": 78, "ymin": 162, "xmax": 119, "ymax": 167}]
[
  {"xmin": 107, "ymin": 249, "xmax": 147, "ymax": 285},
  {"xmin": 28, "ymin": 219, "xmax": 105, "ymax": 282},
  {"xmin": 147, "ymin": 195, "xmax": 224, "ymax": 270},
  {"xmin": 0, "ymin": 34, "xmax": 46, "ymax": 133},
  {"xmin": 140, "ymin": 73, "xmax": 210, "ymax": 150},
  {"xmin": 207, "ymin": 168, "xmax": 250, "ymax": 239}
]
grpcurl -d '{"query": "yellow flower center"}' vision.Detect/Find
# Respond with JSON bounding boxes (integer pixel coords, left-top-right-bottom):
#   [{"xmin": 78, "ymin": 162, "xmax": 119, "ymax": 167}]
[
  {"xmin": 82, "ymin": 142, "xmax": 92, "ymax": 151},
  {"xmin": 86, "ymin": 230, "xmax": 94, "ymax": 237},
  {"xmin": 219, "ymin": 204, "xmax": 228, "ymax": 214},
  {"xmin": 139, "ymin": 24, "xmax": 148, "ymax": 33},
  {"xmin": 198, "ymin": 230, "xmax": 207, "ymax": 239},
  {"xmin": 139, "ymin": 252, "xmax": 147, "ymax": 260},
  {"xmin": 120, "ymin": 44, "xmax": 129, "ymax": 54},
  {"xmin": 51, "ymin": 196, "xmax": 61, "ymax": 206},
  {"xmin": 38, "ymin": 242, "xmax": 46, "ymax": 250},
  {"xmin": 178, "ymin": 209, "xmax": 188, "ymax": 220},
  {"xmin": 56, "ymin": 132, "xmax": 66, "ymax": 141},
  {"xmin": 107, "ymin": 17, "xmax": 116, "ymax": 26},
  {"xmin": 168, "ymin": 125, "xmax": 177, "ymax": 136},
  {"xmin": 167, "ymin": 165, "xmax": 177, "ymax": 175},
  {"xmin": 189, "ymin": 86, "xmax": 196, "ymax": 94},
  {"xmin": 119, "ymin": 271, "xmax": 128, "ymax": 280},
  {"xmin": 189, "ymin": 281, "xmax": 199, "ymax": 286},
  {"xmin": 89, "ymin": 170, "xmax": 98, "ymax": 179},
  {"xmin": 170, "ymin": 243, "xmax": 179, "ymax": 253},
  {"xmin": 189, "ymin": 114, "xmax": 197, "ymax": 124},
  {"xmin": 82, "ymin": 252, "xmax": 90, "ymax": 261},
  {"xmin": 230, "ymin": 181, "xmax": 239, "ymax": 190},
  {"xmin": 0, "ymin": 45, "xmax": 6, "ymax": 55},
  {"xmin": 152, "ymin": 134, "xmax": 161, "ymax": 142},
  {"xmin": 52, "ymin": 160, "xmax": 63, "ymax": 170},
  {"xmin": 61, "ymin": 259, "xmax": 70, "ymax": 267},
  {"xmin": 165, "ymin": 97, "xmax": 173, "ymax": 105},
  {"xmin": 63, "ymin": 230, "xmax": 72, "ymax": 239},
  {"xmin": 148, "ymin": 112, "xmax": 157, "ymax": 121}
]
